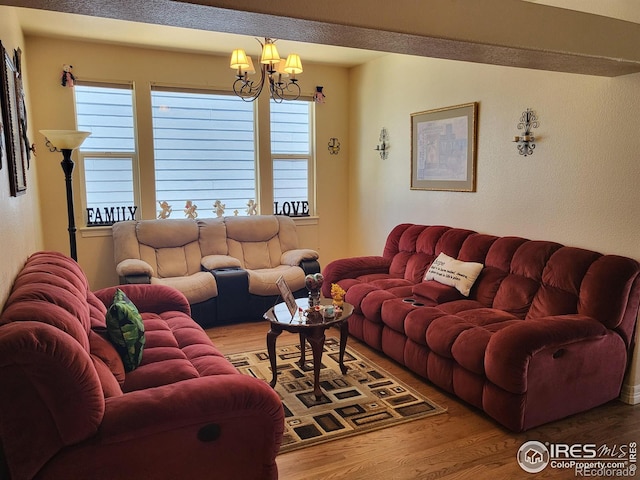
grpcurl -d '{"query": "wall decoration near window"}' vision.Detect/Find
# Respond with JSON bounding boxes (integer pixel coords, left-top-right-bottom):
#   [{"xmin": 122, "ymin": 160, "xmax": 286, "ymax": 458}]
[
  {"xmin": 513, "ymin": 108, "xmax": 539, "ymax": 156},
  {"xmin": 0, "ymin": 40, "xmax": 27, "ymax": 196},
  {"xmin": 375, "ymin": 128, "xmax": 389, "ymax": 160},
  {"xmin": 327, "ymin": 137, "xmax": 340, "ymax": 155},
  {"xmin": 411, "ymin": 102, "xmax": 478, "ymax": 192}
]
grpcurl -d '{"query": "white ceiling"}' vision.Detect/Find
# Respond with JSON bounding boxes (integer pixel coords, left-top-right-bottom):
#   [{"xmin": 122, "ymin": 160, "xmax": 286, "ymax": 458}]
[{"xmin": 523, "ymin": 0, "xmax": 640, "ymax": 24}]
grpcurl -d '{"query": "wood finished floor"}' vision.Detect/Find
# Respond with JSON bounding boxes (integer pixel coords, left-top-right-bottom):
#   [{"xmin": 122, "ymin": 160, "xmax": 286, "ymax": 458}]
[{"xmin": 207, "ymin": 322, "xmax": 640, "ymax": 480}]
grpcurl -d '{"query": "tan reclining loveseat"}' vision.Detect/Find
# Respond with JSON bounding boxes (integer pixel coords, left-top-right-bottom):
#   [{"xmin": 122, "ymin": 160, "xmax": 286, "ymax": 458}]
[{"xmin": 112, "ymin": 215, "xmax": 320, "ymax": 326}]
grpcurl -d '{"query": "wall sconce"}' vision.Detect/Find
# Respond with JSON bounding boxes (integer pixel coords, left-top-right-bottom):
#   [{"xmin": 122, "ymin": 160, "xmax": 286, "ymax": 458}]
[
  {"xmin": 328, "ymin": 138, "xmax": 340, "ymax": 155},
  {"xmin": 513, "ymin": 108, "xmax": 539, "ymax": 156},
  {"xmin": 40, "ymin": 130, "xmax": 91, "ymax": 261},
  {"xmin": 375, "ymin": 128, "xmax": 389, "ymax": 159}
]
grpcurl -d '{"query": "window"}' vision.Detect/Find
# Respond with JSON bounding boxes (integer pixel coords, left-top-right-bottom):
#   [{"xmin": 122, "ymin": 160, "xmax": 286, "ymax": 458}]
[
  {"xmin": 75, "ymin": 84, "xmax": 315, "ymax": 224},
  {"xmin": 151, "ymin": 89, "xmax": 256, "ymax": 218},
  {"xmin": 75, "ymin": 84, "xmax": 138, "ymax": 225},
  {"xmin": 271, "ymin": 99, "xmax": 313, "ymax": 216}
]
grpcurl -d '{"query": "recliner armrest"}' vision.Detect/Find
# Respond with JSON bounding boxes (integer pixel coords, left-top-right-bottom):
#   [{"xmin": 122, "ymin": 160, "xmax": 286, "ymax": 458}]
[
  {"xmin": 300, "ymin": 259, "xmax": 321, "ymax": 276},
  {"xmin": 321, "ymin": 256, "xmax": 392, "ymax": 296},
  {"xmin": 94, "ymin": 284, "xmax": 191, "ymax": 316},
  {"xmin": 201, "ymin": 255, "xmax": 242, "ymax": 270},
  {"xmin": 281, "ymin": 248, "xmax": 319, "ymax": 266},
  {"xmin": 116, "ymin": 259, "xmax": 154, "ymax": 278}
]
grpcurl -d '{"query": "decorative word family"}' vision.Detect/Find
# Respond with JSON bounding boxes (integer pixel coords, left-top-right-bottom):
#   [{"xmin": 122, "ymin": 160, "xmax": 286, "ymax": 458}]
[{"xmin": 87, "ymin": 206, "xmax": 138, "ymax": 226}]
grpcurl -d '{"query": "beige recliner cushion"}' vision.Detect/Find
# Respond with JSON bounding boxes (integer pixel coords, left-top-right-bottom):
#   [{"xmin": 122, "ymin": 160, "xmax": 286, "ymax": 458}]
[
  {"xmin": 151, "ymin": 271, "xmax": 218, "ymax": 304},
  {"xmin": 113, "ymin": 219, "xmax": 217, "ymax": 304},
  {"xmin": 135, "ymin": 220, "xmax": 203, "ymax": 277},
  {"xmin": 197, "ymin": 218, "xmax": 229, "ymax": 256},
  {"xmin": 225, "ymin": 216, "xmax": 282, "ymax": 269}
]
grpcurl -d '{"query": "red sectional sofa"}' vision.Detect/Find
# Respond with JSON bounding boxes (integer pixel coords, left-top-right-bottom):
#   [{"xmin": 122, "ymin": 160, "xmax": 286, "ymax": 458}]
[
  {"xmin": 321, "ymin": 224, "xmax": 640, "ymax": 431},
  {"xmin": 0, "ymin": 252, "xmax": 284, "ymax": 480}
]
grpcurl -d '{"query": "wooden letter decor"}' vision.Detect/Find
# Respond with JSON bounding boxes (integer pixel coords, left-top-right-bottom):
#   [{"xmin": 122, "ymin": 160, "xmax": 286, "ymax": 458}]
[
  {"xmin": 273, "ymin": 201, "xmax": 309, "ymax": 217},
  {"xmin": 87, "ymin": 206, "xmax": 138, "ymax": 226}
]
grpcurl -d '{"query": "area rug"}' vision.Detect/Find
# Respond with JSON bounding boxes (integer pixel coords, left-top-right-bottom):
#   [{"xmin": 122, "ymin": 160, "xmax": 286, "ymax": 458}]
[{"xmin": 225, "ymin": 337, "xmax": 447, "ymax": 453}]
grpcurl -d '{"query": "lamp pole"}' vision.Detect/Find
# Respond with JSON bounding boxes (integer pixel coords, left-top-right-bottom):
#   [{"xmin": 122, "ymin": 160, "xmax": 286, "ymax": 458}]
[
  {"xmin": 40, "ymin": 130, "xmax": 91, "ymax": 263},
  {"xmin": 60, "ymin": 148, "xmax": 77, "ymax": 261}
]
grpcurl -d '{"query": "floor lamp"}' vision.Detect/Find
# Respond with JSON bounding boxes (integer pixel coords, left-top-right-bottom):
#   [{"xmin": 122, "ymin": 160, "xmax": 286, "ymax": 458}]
[{"xmin": 40, "ymin": 130, "xmax": 91, "ymax": 262}]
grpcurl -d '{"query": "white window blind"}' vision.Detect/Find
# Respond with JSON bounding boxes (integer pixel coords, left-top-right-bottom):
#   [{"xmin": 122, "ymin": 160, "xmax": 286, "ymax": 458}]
[
  {"xmin": 74, "ymin": 84, "xmax": 137, "ymax": 224},
  {"xmin": 151, "ymin": 89, "xmax": 256, "ymax": 218},
  {"xmin": 271, "ymin": 100, "xmax": 312, "ymax": 214}
]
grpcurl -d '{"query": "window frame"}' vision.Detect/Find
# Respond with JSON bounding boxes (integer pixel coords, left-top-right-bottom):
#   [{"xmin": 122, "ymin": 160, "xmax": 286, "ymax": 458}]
[
  {"xmin": 73, "ymin": 81, "xmax": 318, "ymax": 227},
  {"xmin": 74, "ymin": 81, "xmax": 141, "ymax": 228},
  {"xmin": 271, "ymin": 98, "xmax": 316, "ymax": 217},
  {"xmin": 150, "ymin": 85, "xmax": 259, "ymax": 219}
]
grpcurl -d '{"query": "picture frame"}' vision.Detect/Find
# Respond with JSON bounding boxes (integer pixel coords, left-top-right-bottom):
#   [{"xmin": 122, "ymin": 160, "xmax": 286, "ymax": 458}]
[
  {"xmin": 13, "ymin": 48, "xmax": 31, "ymax": 170},
  {"xmin": 276, "ymin": 275, "xmax": 298, "ymax": 319},
  {"xmin": 0, "ymin": 83, "xmax": 4, "ymax": 171},
  {"xmin": 411, "ymin": 102, "xmax": 478, "ymax": 192},
  {"xmin": 0, "ymin": 40, "xmax": 27, "ymax": 196}
]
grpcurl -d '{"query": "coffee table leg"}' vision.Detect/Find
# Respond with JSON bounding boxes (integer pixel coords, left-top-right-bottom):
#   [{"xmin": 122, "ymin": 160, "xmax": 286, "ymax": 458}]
[
  {"xmin": 338, "ymin": 319, "xmax": 349, "ymax": 375},
  {"xmin": 267, "ymin": 325, "xmax": 282, "ymax": 388},
  {"xmin": 298, "ymin": 332, "xmax": 307, "ymax": 368},
  {"xmin": 306, "ymin": 329, "xmax": 325, "ymax": 400}
]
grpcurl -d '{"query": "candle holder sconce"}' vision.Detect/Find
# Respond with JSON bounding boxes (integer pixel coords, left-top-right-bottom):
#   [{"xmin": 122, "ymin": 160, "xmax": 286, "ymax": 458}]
[
  {"xmin": 375, "ymin": 127, "xmax": 389, "ymax": 159},
  {"xmin": 328, "ymin": 137, "xmax": 340, "ymax": 155},
  {"xmin": 513, "ymin": 109, "xmax": 539, "ymax": 156}
]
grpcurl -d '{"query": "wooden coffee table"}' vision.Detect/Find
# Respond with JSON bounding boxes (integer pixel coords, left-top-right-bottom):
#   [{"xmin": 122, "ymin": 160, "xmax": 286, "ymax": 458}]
[{"xmin": 263, "ymin": 297, "xmax": 353, "ymax": 400}]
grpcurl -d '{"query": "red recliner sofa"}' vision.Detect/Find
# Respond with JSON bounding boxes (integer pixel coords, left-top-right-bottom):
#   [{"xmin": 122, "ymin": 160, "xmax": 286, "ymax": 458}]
[
  {"xmin": 322, "ymin": 224, "xmax": 640, "ymax": 431},
  {"xmin": 0, "ymin": 251, "xmax": 283, "ymax": 480}
]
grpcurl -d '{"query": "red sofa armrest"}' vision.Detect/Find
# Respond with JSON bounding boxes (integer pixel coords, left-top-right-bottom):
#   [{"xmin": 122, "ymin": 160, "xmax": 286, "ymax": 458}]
[
  {"xmin": 93, "ymin": 284, "xmax": 191, "ymax": 316},
  {"xmin": 485, "ymin": 315, "xmax": 614, "ymax": 394},
  {"xmin": 39, "ymin": 375, "xmax": 284, "ymax": 480},
  {"xmin": 321, "ymin": 256, "xmax": 392, "ymax": 296}
]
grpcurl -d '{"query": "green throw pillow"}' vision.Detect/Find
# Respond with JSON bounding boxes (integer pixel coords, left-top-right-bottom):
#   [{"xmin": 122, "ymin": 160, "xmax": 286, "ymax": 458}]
[{"xmin": 106, "ymin": 289, "xmax": 145, "ymax": 372}]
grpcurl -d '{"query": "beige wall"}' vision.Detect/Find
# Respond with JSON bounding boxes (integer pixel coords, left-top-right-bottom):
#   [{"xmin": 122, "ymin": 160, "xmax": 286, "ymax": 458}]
[
  {"xmin": 25, "ymin": 36, "xmax": 350, "ymax": 291},
  {"xmin": 348, "ymin": 53, "xmax": 640, "ymax": 401},
  {"xmin": 0, "ymin": 7, "xmax": 42, "ymax": 306}
]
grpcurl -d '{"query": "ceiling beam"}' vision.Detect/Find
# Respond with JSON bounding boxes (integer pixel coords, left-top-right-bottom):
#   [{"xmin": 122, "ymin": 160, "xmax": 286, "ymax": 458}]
[{"xmin": 2, "ymin": 0, "xmax": 640, "ymax": 76}]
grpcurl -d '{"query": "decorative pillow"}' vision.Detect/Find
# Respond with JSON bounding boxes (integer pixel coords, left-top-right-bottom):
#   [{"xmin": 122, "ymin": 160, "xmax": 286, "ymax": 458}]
[
  {"xmin": 424, "ymin": 252, "xmax": 484, "ymax": 297},
  {"xmin": 106, "ymin": 289, "xmax": 145, "ymax": 372}
]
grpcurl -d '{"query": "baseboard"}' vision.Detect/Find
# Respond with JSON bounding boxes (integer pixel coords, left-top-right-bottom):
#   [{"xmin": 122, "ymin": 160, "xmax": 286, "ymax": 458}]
[{"xmin": 620, "ymin": 382, "xmax": 640, "ymax": 405}]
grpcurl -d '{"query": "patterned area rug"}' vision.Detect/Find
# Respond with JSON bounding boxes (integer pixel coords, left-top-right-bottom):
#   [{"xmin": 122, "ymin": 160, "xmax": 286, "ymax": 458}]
[{"xmin": 225, "ymin": 337, "xmax": 447, "ymax": 453}]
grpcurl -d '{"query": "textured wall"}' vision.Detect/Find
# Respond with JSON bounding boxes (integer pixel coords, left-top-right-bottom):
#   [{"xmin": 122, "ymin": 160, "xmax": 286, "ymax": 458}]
[
  {"xmin": 348, "ymin": 54, "xmax": 640, "ymax": 400},
  {"xmin": 0, "ymin": 7, "xmax": 42, "ymax": 307}
]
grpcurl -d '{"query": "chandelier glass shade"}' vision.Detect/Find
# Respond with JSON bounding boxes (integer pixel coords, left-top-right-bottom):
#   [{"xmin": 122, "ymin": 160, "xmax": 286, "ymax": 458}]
[{"xmin": 230, "ymin": 38, "xmax": 303, "ymax": 102}]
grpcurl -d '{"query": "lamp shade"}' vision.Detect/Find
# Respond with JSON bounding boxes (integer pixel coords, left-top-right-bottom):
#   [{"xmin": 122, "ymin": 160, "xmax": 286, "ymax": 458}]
[
  {"xmin": 260, "ymin": 41, "xmax": 280, "ymax": 64},
  {"xmin": 230, "ymin": 49, "xmax": 250, "ymax": 70},
  {"xmin": 283, "ymin": 54, "xmax": 303, "ymax": 75},
  {"xmin": 40, "ymin": 130, "xmax": 91, "ymax": 150}
]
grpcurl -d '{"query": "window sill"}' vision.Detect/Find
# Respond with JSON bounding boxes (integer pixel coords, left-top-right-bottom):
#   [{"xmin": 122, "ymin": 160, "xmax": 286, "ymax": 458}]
[{"xmin": 78, "ymin": 215, "xmax": 320, "ymax": 238}]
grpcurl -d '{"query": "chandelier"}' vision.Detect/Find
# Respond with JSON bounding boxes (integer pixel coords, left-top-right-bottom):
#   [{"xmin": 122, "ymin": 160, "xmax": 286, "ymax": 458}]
[{"xmin": 230, "ymin": 38, "xmax": 303, "ymax": 102}]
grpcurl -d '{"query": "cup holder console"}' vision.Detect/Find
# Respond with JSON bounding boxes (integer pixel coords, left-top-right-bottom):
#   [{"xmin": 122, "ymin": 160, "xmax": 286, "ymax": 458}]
[{"xmin": 402, "ymin": 298, "xmax": 424, "ymax": 307}]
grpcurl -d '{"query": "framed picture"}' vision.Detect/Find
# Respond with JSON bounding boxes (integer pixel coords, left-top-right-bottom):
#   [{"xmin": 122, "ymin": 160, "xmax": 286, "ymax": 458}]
[
  {"xmin": 411, "ymin": 102, "xmax": 478, "ymax": 192},
  {"xmin": 0, "ymin": 83, "xmax": 4, "ymax": 171},
  {"xmin": 14, "ymin": 48, "xmax": 31, "ymax": 170},
  {"xmin": 276, "ymin": 275, "xmax": 298, "ymax": 319},
  {"xmin": 0, "ymin": 40, "xmax": 27, "ymax": 196}
]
